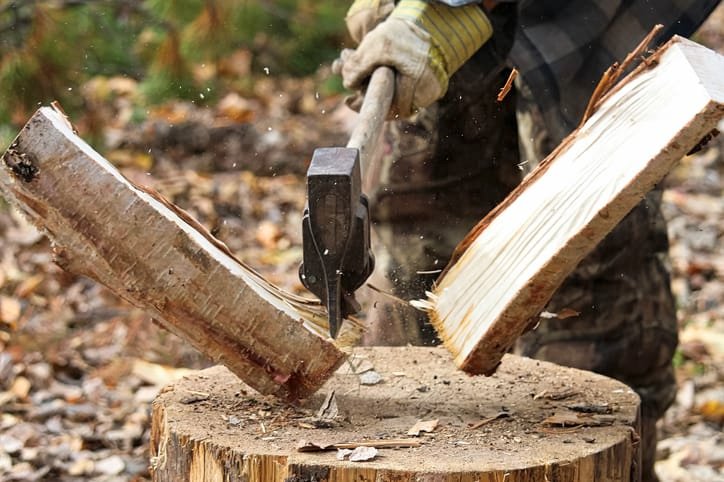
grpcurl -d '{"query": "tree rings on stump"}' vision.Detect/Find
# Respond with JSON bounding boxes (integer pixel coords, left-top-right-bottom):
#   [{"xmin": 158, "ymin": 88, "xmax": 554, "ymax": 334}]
[{"xmin": 151, "ymin": 347, "xmax": 641, "ymax": 481}]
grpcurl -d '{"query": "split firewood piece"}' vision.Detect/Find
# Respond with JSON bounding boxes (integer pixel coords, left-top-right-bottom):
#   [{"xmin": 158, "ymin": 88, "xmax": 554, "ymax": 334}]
[
  {"xmin": 0, "ymin": 107, "xmax": 362, "ymax": 402},
  {"xmin": 420, "ymin": 36, "xmax": 724, "ymax": 375}
]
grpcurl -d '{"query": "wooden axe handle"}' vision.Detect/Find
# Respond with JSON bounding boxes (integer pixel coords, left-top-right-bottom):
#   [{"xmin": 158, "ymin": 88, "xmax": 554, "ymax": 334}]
[{"xmin": 346, "ymin": 66, "xmax": 394, "ymax": 176}]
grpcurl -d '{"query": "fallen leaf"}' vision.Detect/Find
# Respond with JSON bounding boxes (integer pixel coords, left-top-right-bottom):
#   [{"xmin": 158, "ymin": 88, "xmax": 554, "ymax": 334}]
[
  {"xmin": 0, "ymin": 452, "xmax": 10, "ymax": 472},
  {"xmin": 216, "ymin": 92, "xmax": 255, "ymax": 123},
  {"xmin": 217, "ymin": 51, "xmax": 253, "ymax": 79},
  {"xmin": 132, "ymin": 359, "xmax": 195, "ymax": 386},
  {"xmin": 10, "ymin": 377, "xmax": 31, "ymax": 400},
  {"xmin": 680, "ymin": 326, "xmax": 724, "ymax": 363},
  {"xmin": 255, "ymin": 220, "xmax": 282, "ymax": 250},
  {"xmin": 94, "ymin": 455, "xmax": 125, "ymax": 476},
  {"xmin": 68, "ymin": 458, "xmax": 95, "ymax": 476},
  {"xmin": 149, "ymin": 103, "xmax": 191, "ymax": 124},
  {"xmin": 107, "ymin": 149, "xmax": 153, "ymax": 171},
  {"xmin": 407, "ymin": 419, "xmax": 439, "ymax": 436},
  {"xmin": 0, "ymin": 296, "xmax": 21, "ymax": 328},
  {"xmin": 5, "ymin": 225, "xmax": 43, "ymax": 246},
  {"xmin": 0, "ymin": 434, "xmax": 23, "ymax": 454},
  {"xmin": 698, "ymin": 400, "xmax": 724, "ymax": 424},
  {"xmin": 678, "ymin": 339, "xmax": 710, "ymax": 363},
  {"xmin": 0, "ymin": 392, "xmax": 14, "ymax": 406}
]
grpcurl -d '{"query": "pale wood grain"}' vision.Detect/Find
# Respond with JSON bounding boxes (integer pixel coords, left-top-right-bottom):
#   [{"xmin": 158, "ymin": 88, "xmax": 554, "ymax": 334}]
[{"xmin": 425, "ymin": 36, "xmax": 724, "ymax": 375}]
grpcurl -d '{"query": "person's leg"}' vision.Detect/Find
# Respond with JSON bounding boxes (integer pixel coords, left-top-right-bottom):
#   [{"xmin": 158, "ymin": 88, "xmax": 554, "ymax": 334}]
[
  {"xmin": 362, "ymin": 3, "xmax": 520, "ymax": 346},
  {"xmin": 515, "ymin": 81, "xmax": 677, "ymax": 482}
]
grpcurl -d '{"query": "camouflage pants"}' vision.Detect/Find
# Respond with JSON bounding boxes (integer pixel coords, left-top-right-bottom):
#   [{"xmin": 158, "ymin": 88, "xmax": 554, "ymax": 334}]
[{"xmin": 361, "ymin": 16, "xmax": 676, "ymax": 481}]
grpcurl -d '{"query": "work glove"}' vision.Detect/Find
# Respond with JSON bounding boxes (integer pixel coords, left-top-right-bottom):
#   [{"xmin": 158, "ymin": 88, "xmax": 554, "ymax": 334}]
[
  {"xmin": 345, "ymin": 0, "xmax": 395, "ymax": 45},
  {"xmin": 339, "ymin": 0, "xmax": 493, "ymax": 118}
]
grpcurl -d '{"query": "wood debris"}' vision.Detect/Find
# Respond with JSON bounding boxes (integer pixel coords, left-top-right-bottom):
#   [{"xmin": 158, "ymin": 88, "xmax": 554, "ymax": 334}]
[
  {"xmin": 533, "ymin": 388, "xmax": 578, "ymax": 401},
  {"xmin": 296, "ymin": 438, "xmax": 422, "ymax": 453},
  {"xmin": 496, "ymin": 68, "xmax": 518, "ymax": 102},
  {"xmin": 565, "ymin": 403, "xmax": 614, "ymax": 414},
  {"xmin": 541, "ymin": 411, "xmax": 617, "ymax": 429},
  {"xmin": 336, "ymin": 446, "xmax": 378, "ymax": 462},
  {"xmin": 538, "ymin": 308, "xmax": 581, "ymax": 320},
  {"xmin": 407, "ymin": 419, "xmax": 439, "ymax": 436},
  {"xmin": 359, "ymin": 370, "xmax": 382, "ymax": 385},
  {"xmin": 468, "ymin": 411, "xmax": 510, "ymax": 430}
]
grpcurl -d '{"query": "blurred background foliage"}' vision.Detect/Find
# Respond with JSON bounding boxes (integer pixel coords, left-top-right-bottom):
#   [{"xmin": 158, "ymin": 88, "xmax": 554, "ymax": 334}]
[{"xmin": 0, "ymin": 0, "xmax": 349, "ymax": 148}]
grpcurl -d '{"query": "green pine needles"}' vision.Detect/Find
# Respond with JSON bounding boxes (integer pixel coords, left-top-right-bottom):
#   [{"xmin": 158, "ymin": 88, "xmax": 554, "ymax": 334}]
[{"xmin": 0, "ymin": 0, "xmax": 348, "ymax": 144}]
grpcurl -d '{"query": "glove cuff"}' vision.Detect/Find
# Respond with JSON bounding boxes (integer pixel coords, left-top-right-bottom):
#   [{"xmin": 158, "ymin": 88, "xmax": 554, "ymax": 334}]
[{"xmin": 391, "ymin": 0, "xmax": 493, "ymax": 87}]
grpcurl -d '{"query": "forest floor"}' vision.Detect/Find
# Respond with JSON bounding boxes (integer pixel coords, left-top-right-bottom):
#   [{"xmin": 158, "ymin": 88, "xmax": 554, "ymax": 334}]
[{"xmin": 1, "ymin": 10, "xmax": 723, "ymax": 481}]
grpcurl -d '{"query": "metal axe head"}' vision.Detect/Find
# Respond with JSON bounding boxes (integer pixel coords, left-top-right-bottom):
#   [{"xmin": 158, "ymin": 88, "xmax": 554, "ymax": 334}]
[{"xmin": 299, "ymin": 148, "xmax": 374, "ymax": 338}]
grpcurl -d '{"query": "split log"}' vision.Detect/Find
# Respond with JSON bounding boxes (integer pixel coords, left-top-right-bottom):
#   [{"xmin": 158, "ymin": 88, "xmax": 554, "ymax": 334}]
[
  {"xmin": 421, "ymin": 36, "xmax": 724, "ymax": 375},
  {"xmin": 0, "ymin": 106, "xmax": 361, "ymax": 402},
  {"xmin": 150, "ymin": 347, "xmax": 642, "ymax": 482}
]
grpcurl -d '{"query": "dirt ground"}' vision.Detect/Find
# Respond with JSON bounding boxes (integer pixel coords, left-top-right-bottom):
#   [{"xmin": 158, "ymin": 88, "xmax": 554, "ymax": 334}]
[{"xmin": 1, "ymin": 9, "xmax": 723, "ymax": 481}]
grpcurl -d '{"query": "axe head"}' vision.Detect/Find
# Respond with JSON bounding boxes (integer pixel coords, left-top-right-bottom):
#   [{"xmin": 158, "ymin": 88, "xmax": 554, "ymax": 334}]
[{"xmin": 299, "ymin": 147, "xmax": 375, "ymax": 338}]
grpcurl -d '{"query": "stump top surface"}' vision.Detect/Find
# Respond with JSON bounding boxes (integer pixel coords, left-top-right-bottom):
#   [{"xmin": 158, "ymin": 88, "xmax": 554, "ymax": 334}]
[{"xmin": 154, "ymin": 347, "xmax": 640, "ymax": 476}]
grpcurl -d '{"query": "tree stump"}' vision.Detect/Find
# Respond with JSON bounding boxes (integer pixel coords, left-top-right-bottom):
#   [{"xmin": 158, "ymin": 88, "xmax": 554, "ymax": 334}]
[{"xmin": 151, "ymin": 347, "xmax": 642, "ymax": 481}]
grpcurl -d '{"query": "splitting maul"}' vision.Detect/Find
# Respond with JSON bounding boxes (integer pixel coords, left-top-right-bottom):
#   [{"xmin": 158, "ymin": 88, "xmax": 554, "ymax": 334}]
[{"xmin": 299, "ymin": 67, "xmax": 394, "ymax": 338}]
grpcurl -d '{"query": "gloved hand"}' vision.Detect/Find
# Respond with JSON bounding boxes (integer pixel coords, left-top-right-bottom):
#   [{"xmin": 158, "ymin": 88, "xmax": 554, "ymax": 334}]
[
  {"xmin": 345, "ymin": 0, "xmax": 395, "ymax": 45},
  {"xmin": 339, "ymin": 0, "xmax": 493, "ymax": 118}
]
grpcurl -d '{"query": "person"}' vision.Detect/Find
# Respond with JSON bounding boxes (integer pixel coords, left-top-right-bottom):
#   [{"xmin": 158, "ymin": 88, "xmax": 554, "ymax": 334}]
[{"xmin": 335, "ymin": 1, "xmax": 721, "ymax": 481}]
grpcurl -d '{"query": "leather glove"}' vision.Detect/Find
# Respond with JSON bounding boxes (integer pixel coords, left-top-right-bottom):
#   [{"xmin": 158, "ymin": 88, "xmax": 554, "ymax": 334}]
[
  {"xmin": 345, "ymin": 0, "xmax": 395, "ymax": 45},
  {"xmin": 340, "ymin": 0, "xmax": 493, "ymax": 118}
]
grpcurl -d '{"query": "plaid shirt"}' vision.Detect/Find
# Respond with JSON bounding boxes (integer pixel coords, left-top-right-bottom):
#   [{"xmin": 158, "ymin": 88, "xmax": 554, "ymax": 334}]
[{"xmin": 440, "ymin": 0, "xmax": 720, "ymax": 142}]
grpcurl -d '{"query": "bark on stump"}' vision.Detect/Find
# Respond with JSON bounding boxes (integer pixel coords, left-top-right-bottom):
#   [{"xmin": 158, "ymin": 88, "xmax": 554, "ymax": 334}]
[{"xmin": 151, "ymin": 347, "xmax": 642, "ymax": 482}]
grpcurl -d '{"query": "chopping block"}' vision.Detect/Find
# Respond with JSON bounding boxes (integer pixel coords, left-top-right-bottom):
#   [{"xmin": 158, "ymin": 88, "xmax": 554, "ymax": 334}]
[{"xmin": 150, "ymin": 347, "xmax": 642, "ymax": 482}]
